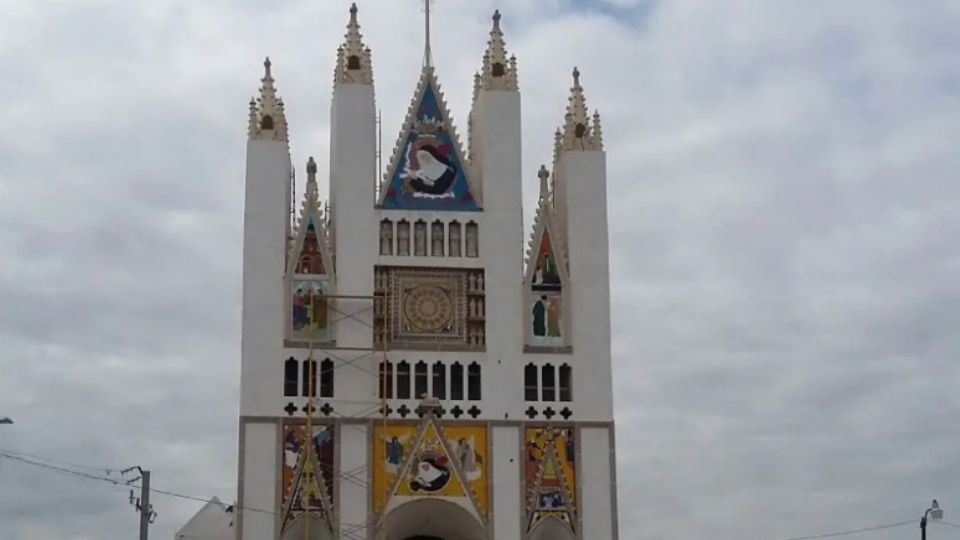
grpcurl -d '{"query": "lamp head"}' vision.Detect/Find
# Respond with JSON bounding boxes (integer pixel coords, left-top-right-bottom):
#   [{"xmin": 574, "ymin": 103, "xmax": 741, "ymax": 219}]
[
  {"xmin": 0, "ymin": 417, "xmax": 12, "ymax": 425},
  {"xmin": 930, "ymin": 499, "xmax": 944, "ymax": 520}
]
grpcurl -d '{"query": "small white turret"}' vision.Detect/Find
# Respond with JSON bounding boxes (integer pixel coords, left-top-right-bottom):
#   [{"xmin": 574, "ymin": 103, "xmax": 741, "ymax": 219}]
[
  {"xmin": 249, "ymin": 58, "xmax": 288, "ymax": 142},
  {"xmin": 334, "ymin": 3, "xmax": 373, "ymax": 85}
]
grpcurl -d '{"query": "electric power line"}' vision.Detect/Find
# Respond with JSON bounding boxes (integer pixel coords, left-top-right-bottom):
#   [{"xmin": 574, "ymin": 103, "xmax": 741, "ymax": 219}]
[
  {"xmin": 738, "ymin": 519, "xmax": 916, "ymax": 540},
  {"xmin": 935, "ymin": 520, "xmax": 960, "ymax": 529},
  {"xmin": 0, "ymin": 448, "xmax": 929, "ymax": 540}
]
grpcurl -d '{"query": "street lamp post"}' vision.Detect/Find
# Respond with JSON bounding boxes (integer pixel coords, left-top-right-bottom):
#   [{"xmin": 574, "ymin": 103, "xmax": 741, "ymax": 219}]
[{"xmin": 921, "ymin": 499, "xmax": 943, "ymax": 540}]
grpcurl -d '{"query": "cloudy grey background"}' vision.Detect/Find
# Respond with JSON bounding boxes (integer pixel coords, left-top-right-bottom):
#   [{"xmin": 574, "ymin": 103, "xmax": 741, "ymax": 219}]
[{"xmin": 1, "ymin": 0, "xmax": 959, "ymax": 539}]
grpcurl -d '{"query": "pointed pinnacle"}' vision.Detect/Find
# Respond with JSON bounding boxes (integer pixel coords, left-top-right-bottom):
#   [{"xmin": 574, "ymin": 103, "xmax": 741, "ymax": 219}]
[
  {"xmin": 538, "ymin": 164, "xmax": 550, "ymax": 197},
  {"xmin": 264, "ymin": 57, "xmax": 272, "ymax": 77},
  {"xmin": 493, "ymin": 9, "xmax": 501, "ymax": 29},
  {"xmin": 350, "ymin": 2, "xmax": 358, "ymax": 22},
  {"xmin": 306, "ymin": 156, "xmax": 318, "ymax": 176},
  {"xmin": 572, "ymin": 66, "xmax": 580, "ymax": 87}
]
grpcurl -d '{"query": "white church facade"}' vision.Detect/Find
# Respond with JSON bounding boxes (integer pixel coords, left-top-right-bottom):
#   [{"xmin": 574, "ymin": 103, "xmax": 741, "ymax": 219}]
[{"xmin": 204, "ymin": 5, "xmax": 618, "ymax": 539}]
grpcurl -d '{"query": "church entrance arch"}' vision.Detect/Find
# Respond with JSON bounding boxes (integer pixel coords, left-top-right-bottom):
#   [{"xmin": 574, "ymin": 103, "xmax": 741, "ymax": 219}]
[
  {"xmin": 528, "ymin": 516, "xmax": 576, "ymax": 540},
  {"xmin": 280, "ymin": 515, "xmax": 335, "ymax": 540},
  {"xmin": 382, "ymin": 499, "xmax": 485, "ymax": 540}
]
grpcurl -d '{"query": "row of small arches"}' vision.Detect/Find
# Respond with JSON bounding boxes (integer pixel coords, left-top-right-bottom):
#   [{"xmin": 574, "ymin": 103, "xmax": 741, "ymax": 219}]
[
  {"xmin": 380, "ymin": 219, "xmax": 479, "ymax": 258},
  {"xmin": 379, "ymin": 360, "xmax": 482, "ymax": 401}
]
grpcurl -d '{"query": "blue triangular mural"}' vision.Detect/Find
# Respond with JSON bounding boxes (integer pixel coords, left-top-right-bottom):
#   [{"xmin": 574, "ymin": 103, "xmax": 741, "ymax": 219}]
[{"xmin": 381, "ymin": 80, "xmax": 478, "ymax": 211}]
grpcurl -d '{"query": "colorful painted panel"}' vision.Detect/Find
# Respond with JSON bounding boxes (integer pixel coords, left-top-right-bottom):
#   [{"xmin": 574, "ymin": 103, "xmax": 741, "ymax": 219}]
[
  {"xmin": 390, "ymin": 269, "xmax": 468, "ymax": 346},
  {"xmin": 295, "ymin": 218, "xmax": 326, "ymax": 274},
  {"xmin": 373, "ymin": 421, "xmax": 488, "ymax": 516},
  {"xmin": 280, "ymin": 424, "xmax": 335, "ymax": 533},
  {"xmin": 524, "ymin": 427, "xmax": 576, "ymax": 532},
  {"xmin": 530, "ymin": 231, "xmax": 561, "ymax": 292},
  {"xmin": 291, "ymin": 278, "xmax": 330, "ymax": 341},
  {"xmin": 382, "ymin": 83, "xmax": 478, "ymax": 211},
  {"xmin": 530, "ymin": 292, "xmax": 563, "ymax": 346}
]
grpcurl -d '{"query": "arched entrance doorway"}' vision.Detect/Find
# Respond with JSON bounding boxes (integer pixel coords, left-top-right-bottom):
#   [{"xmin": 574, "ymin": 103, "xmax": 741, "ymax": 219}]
[
  {"xmin": 280, "ymin": 514, "xmax": 335, "ymax": 540},
  {"xmin": 528, "ymin": 516, "xmax": 577, "ymax": 540},
  {"xmin": 381, "ymin": 499, "xmax": 485, "ymax": 540}
]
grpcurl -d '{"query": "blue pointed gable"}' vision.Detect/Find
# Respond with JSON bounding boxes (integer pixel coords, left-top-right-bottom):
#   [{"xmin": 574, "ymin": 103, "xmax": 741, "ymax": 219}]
[{"xmin": 382, "ymin": 83, "xmax": 478, "ymax": 211}]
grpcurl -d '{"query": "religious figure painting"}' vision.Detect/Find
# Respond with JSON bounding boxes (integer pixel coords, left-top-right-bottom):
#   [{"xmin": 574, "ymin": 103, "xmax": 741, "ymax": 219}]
[
  {"xmin": 295, "ymin": 219, "xmax": 326, "ymax": 275},
  {"xmin": 373, "ymin": 422, "xmax": 488, "ymax": 516},
  {"xmin": 291, "ymin": 278, "xmax": 330, "ymax": 341},
  {"xmin": 531, "ymin": 292, "xmax": 563, "ymax": 346},
  {"xmin": 530, "ymin": 230, "xmax": 561, "ymax": 291},
  {"xmin": 524, "ymin": 427, "xmax": 577, "ymax": 532},
  {"xmin": 279, "ymin": 423, "xmax": 335, "ymax": 531},
  {"xmin": 381, "ymin": 82, "xmax": 478, "ymax": 211}
]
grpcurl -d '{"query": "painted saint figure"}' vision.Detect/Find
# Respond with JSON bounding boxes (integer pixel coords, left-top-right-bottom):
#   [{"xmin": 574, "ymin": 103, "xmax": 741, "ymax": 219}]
[{"xmin": 532, "ymin": 296, "xmax": 547, "ymax": 337}]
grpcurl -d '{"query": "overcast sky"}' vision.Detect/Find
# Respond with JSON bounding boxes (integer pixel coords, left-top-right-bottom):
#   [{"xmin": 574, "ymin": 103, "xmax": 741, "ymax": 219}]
[{"xmin": 2, "ymin": 0, "xmax": 960, "ymax": 539}]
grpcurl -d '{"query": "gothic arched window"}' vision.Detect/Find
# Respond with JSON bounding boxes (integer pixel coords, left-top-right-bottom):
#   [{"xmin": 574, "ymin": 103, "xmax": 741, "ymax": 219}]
[
  {"xmin": 414, "ymin": 361, "xmax": 429, "ymax": 399},
  {"xmin": 432, "ymin": 361, "xmax": 446, "ymax": 399},
  {"xmin": 378, "ymin": 360, "xmax": 393, "ymax": 399},
  {"xmin": 524, "ymin": 363, "xmax": 539, "ymax": 401},
  {"xmin": 468, "ymin": 362, "xmax": 482, "ymax": 401},
  {"xmin": 397, "ymin": 361, "xmax": 411, "ymax": 399},
  {"xmin": 320, "ymin": 358, "xmax": 335, "ymax": 398},
  {"xmin": 379, "ymin": 219, "xmax": 394, "ymax": 255},
  {"xmin": 347, "ymin": 55, "xmax": 361, "ymax": 70},
  {"xmin": 575, "ymin": 123, "xmax": 587, "ymax": 138},
  {"xmin": 302, "ymin": 358, "xmax": 317, "ymax": 398},
  {"xmin": 260, "ymin": 115, "xmax": 274, "ymax": 130},
  {"xmin": 431, "ymin": 220, "xmax": 444, "ymax": 257},
  {"xmin": 414, "ymin": 220, "xmax": 427, "ymax": 256},
  {"xmin": 465, "ymin": 222, "xmax": 479, "ymax": 258},
  {"xmin": 541, "ymin": 364, "xmax": 556, "ymax": 401},
  {"xmin": 559, "ymin": 364, "xmax": 572, "ymax": 402},
  {"xmin": 448, "ymin": 221, "xmax": 461, "ymax": 257},
  {"xmin": 492, "ymin": 62, "xmax": 505, "ymax": 77},
  {"xmin": 284, "ymin": 357, "xmax": 298, "ymax": 397},
  {"xmin": 396, "ymin": 220, "xmax": 410, "ymax": 256},
  {"xmin": 450, "ymin": 362, "xmax": 464, "ymax": 400}
]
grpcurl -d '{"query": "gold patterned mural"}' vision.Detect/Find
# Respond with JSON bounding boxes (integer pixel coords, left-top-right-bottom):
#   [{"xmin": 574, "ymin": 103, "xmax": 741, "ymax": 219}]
[
  {"xmin": 524, "ymin": 426, "xmax": 576, "ymax": 532},
  {"xmin": 373, "ymin": 420, "xmax": 488, "ymax": 518},
  {"xmin": 375, "ymin": 266, "xmax": 485, "ymax": 348}
]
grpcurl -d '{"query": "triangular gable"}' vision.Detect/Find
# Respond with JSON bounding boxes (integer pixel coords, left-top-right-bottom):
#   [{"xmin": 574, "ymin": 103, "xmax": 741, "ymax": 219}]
[
  {"xmin": 288, "ymin": 205, "xmax": 334, "ymax": 280},
  {"xmin": 527, "ymin": 439, "xmax": 576, "ymax": 533},
  {"xmin": 280, "ymin": 427, "xmax": 335, "ymax": 535},
  {"xmin": 524, "ymin": 204, "xmax": 568, "ymax": 290},
  {"xmin": 379, "ymin": 68, "xmax": 479, "ymax": 211},
  {"xmin": 382, "ymin": 416, "xmax": 485, "ymax": 523}
]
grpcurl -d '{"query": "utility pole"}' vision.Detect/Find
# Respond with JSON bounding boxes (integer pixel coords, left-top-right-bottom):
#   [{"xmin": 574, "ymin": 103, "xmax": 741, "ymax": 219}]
[{"xmin": 123, "ymin": 466, "xmax": 156, "ymax": 540}]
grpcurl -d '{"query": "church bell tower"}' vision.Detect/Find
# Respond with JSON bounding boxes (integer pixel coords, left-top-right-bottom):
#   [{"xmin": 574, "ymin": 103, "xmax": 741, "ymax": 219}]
[{"xmin": 232, "ymin": 5, "xmax": 618, "ymax": 539}]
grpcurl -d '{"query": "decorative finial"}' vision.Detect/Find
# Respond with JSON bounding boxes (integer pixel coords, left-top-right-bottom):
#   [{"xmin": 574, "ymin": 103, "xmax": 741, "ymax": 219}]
[
  {"xmin": 538, "ymin": 164, "xmax": 550, "ymax": 197},
  {"xmin": 264, "ymin": 57, "xmax": 272, "ymax": 77},
  {"xmin": 350, "ymin": 2, "xmax": 358, "ymax": 22},
  {"xmin": 493, "ymin": 9, "xmax": 501, "ymax": 29},
  {"xmin": 572, "ymin": 66, "xmax": 580, "ymax": 87},
  {"xmin": 306, "ymin": 156, "xmax": 317, "ymax": 176}
]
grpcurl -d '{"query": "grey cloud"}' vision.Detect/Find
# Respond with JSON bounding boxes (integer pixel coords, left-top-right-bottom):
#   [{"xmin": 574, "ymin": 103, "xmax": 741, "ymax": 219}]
[{"xmin": 2, "ymin": 1, "xmax": 960, "ymax": 539}]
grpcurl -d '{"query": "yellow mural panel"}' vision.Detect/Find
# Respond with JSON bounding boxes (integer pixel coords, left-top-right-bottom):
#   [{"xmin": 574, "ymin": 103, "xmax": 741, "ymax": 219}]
[{"xmin": 373, "ymin": 421, "xmax": 488, "ymax": 516}]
